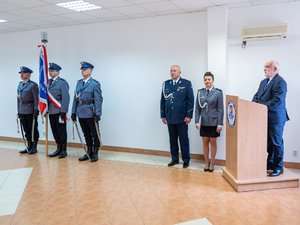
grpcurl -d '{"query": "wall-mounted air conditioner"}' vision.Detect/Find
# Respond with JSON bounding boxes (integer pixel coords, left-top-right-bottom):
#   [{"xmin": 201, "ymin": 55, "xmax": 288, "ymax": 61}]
[{"xmin": 242, "ymin": 24, "xmax": 288, "ymax": 41}]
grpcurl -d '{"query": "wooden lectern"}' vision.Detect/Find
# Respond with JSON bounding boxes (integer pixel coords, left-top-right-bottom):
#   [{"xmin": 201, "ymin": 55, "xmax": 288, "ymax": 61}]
[{"xmin": 222, "ymin": 95, "xmax": 299, "ymax": 192}]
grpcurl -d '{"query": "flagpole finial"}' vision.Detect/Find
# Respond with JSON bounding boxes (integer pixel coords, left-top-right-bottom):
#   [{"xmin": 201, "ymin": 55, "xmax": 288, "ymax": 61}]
[{"xmin": 41, "ymin": 31, "xmax": 48, "ymax": 44}]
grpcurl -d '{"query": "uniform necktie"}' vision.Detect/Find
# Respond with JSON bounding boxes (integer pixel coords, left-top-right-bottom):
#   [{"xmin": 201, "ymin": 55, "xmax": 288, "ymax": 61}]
[
  {"xmin": 49, "ymin": 79, "xmax": 53, "ymax": 85},
  {"xmin": 173, "ymin": 81, "xmax": 177, "ymax": 86},
  {"xmin": 206, "ymin": 89, "xmax": 210, "ymax": 96}
]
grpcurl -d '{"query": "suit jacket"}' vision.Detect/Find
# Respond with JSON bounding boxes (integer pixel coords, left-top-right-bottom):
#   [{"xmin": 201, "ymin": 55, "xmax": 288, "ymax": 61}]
[
  {"xmin": 72, "ymin": 77, "xmax": 103, "ymax": 119},
  {"xmin": 252, "ymin": 73, "xmax": 289, "ymax": 124},
  {"xmin": 17, "ymin": 80, "xmax": 39, "ymax": 114},
  {"xmin": 160, "ymin": 77, "xmax": 194, "ymax": 124},
  {"xmin": 195, "ymin": 87, "xmax": 224, "ymax": 126},
  {"xmin": 48, "ymin": 77, "xmax": 70, "ymax": 115}
]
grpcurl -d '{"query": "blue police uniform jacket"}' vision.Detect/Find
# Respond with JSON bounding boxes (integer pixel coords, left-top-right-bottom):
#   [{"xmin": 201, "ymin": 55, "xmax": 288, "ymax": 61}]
[
  {"xmin": 48, "ymin": 77, "xmax": 70, "ymax": 114},
  {"xmin": 160, "ymin": 77, "xmax": 194, "ymax": 124},
  {"xmin": 195, "ymin": 87, "xmax": 224, "ymax": 126},
  {"xmin": 17, "ymin": 80, "xmax": 39, "ymax": 114},
  {"xmin": 252, "ymin": 73, "xmax": 289, "ymax": 124},
  {"xmin": 72, "ymin": 78, "xmax": 103, "ymax": 118}
]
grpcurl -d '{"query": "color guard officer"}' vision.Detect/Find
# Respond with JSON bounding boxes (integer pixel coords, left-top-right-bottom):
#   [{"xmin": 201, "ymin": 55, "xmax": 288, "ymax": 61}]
[
  {"xmin": 47, "ymin": 63, "xmax": 70, "ymax": 158},
  {"xmin": 71, "ymin": 62, "xmax": 103, "ymax": 162},
  {"xmin": 17, "ymin": 66, "xmax": 39, "ymax": 154}
]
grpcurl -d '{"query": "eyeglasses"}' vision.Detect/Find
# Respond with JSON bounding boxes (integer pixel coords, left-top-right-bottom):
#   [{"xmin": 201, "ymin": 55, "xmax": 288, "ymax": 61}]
[{"xmin": 264, "ymin": 65, "xmax": 273, "ymax": 69}]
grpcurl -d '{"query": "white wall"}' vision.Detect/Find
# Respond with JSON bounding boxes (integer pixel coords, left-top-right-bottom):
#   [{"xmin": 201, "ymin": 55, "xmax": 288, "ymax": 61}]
[
  {"xmin": 1, "ymin": 0, "xmax": 299, "ymax": 163},
  {"xmin": 0, "ymin": 12, "xmax": 208, "ymax": 154}
]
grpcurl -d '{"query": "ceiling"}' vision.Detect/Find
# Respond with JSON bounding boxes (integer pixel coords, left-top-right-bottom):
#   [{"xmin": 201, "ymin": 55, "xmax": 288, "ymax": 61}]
[{"xmin": 0, "ymin": 0, "xmax": 299, "ymax": 33}]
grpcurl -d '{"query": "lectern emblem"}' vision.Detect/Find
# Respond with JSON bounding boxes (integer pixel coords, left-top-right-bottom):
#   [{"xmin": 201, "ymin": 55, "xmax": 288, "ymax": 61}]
[{"xmin": 227, "ymin": 100, "xmax": 236, "ymax": 128}]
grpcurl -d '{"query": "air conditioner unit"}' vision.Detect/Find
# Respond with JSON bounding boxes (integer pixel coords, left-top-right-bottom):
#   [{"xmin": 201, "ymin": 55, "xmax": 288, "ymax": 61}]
[{"xmin": 242, "ymin": 24, "xmax": 287, "ymax": 41}]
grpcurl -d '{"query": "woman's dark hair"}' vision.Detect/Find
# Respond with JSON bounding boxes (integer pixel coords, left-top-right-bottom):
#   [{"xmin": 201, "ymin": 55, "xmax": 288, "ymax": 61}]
[{"xmin": 203, "ymin": 71, "xmax": 214, "ymax": 81}]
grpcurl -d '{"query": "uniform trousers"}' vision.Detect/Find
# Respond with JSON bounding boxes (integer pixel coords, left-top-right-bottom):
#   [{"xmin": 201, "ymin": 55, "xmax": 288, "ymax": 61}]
[
  {"xmin": 19, "ymin": 114, "xmax": 39, "ymax": 141},
  {"xmin": 167, "ymin": 122, "xmax": 190, "ymax": 163},
  {"xmin": 79, "ymin": 118, "xmax": 100, "ymax": 147},
  {"xmin": 49, "ymin": 114, "xmax": 67, "ymax": 145}
]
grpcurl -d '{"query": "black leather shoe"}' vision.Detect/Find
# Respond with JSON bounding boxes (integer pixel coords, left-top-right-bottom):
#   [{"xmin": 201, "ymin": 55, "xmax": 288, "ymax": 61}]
[
  {"xmin": 183, "ymin": 162, "xmax": 189, "ymax": 168},
  {"xmin": 28, "ymin": 148, "xmax": 37, "ymax": 155},
  {"xmin": 58, "ymin": 151, "xmax": 67, "ymax": 159},
  {"xmin": 19, "ymin": 149, "xmax": 28, "ymax": 154},
  {"xmin": 79, "ymin": 154, "xmax": 89, "ymax": 161},
  {"xmin": 48, "ymin": 149, "xmax": 61, "ymax": 157},
  {"xmin": 168, "ymin": 160, "xmax": 179, "ymax": 167},
  {"xmin": 269, "ymin": 169, "xmax": 284, "ymax": 177}
]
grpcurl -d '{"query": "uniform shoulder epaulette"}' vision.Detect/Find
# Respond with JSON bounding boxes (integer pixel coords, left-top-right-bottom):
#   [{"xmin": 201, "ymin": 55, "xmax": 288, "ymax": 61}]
[
  {"xmin": 93, "ymin": 79, "xmax": 99, "ymax": 84},
  {"xmin": 215, "ymin": 88, "xmax": 222, "ymax": 92},
  {"xmin": 60, "ymin": 77, "xmax": 66, "ymax": 81},
  {"xmin": 199, "ymin": 88, "xmax": 205, "ymax": 91}
]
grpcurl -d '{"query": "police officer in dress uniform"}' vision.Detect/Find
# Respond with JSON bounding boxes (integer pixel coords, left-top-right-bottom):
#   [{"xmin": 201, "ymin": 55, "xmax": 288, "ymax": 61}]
[
  {"xmin": 160, "ymin": 65, "xmax": 194, "ymax": 168},
  {"xmin": 18, "ymin": 66, "xmax": 39, "ymax": 154},
  {"xmin": 195, "ymin": 72, "xmax": 224, "ymax": 172},
  {"xmin": 71, "ymin": 62, "xmax": 103, "ymax": 162},
  {"xmin": 47, "ymin": 63, "xmax": 70, "ymax": 158}
]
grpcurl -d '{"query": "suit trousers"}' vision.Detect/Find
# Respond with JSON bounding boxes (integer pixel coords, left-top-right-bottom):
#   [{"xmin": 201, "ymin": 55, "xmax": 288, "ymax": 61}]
[
  {"xmin": 19, "ymin": 114, "xmax": 39, "ymax": 142},
  {"xmin": 79, "ymin": 118, "xmax": 100, "ymax": 147},
  {"xmin": 267, "ymin": 122, "xmax": 286, "ymax": 170},
  {"xmin": 167, "ymin": 123, "xmax": 190, "ymax": 163},
  {"xmin": 49, "ymin": 114, "xmax": 67, "ymax": 145}
]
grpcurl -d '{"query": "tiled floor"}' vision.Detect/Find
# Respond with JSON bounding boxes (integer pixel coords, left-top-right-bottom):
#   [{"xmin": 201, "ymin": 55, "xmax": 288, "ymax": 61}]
[{"xmin": 0, "ymin": 140, "xmax": 299, "ymax": 225}]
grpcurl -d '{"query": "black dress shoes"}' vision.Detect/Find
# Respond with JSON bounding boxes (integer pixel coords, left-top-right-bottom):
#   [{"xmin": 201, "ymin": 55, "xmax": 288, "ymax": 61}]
[
  {"xmin": 48, "ymin": 149, "xmax": 61, "ymax": 157},
  {"xmin": 183, "ymin": 162, "xmax": 189, "ymax": 168},
  {"xmin": 58, "ymin": 151, "xmax": 67, "ymax": 159},
  {"xmin": 269, "ymin": 169, "xmax": 284, "ymax": 177},
  {"xmin": 168, "ymin": 160, "xmax": 179, "ymax": 167}
]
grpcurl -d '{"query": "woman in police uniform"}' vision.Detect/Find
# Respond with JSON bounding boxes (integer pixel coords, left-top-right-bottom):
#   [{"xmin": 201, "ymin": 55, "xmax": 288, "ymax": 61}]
[{"xmin": 195, "ymin": 72, "xmax": 224, "ymax": 172}]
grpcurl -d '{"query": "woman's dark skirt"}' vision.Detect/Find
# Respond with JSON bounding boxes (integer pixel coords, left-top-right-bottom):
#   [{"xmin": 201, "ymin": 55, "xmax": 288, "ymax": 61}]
[{"xmin": 200, "ymin": 125, "xmax": 220, "ymax": 137}]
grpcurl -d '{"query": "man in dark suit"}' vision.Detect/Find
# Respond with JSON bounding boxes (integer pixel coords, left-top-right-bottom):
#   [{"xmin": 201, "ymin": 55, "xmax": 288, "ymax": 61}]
[
  {"xmin": 252, "ymin": 60, "xmax": 289, "ymax": 177},
  {"xmin": 160, "ymin": 65, "xmax": 194, "ymax": 168}
]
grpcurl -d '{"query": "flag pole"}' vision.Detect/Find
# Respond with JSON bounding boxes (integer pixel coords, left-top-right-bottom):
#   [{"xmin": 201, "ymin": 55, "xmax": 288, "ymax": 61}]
[
  {"xmin": 45, "ymin": 112, "xmax": 49, "ymax": 155},
  {"xmin": 39, "ymin": 31, "xmax": 49, "ymax": 156}
]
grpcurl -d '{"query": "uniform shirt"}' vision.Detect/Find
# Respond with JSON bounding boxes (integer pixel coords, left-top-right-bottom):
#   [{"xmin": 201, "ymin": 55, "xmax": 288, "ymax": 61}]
[
  {"xmin": 195, "ymin": 87, "xmax": 224, "ymax": 126},
  {"xmin": 72, "ymin": 77, "xmax": 103, "ymax": 119},
  {"xmin": 17, "ymin": 80, "xmax": 39, "ymax": 114},
  {"xmin": 160, "ymin": 77, "xmax": 194, "ymax": 124},
  {"xmin": 48, "ymin": 76, "xmax": 70, "ymax": 115}
]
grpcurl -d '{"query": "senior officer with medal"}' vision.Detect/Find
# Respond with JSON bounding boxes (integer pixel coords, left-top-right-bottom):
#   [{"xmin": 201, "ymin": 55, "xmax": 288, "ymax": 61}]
[
  {"xmin": 47, "ymin": 63, "xmax": 70, "ymax": 158},
  {"xmin": 71, "ymin": 62, "xmax": 103, "ymax": 162},
  {"xmin": 160, "ymin": 65, "xmax": 194, "ymax": 168},
  {"xmin": 17, "ymin": 66, "xmax": 39, "ymax": 154}
]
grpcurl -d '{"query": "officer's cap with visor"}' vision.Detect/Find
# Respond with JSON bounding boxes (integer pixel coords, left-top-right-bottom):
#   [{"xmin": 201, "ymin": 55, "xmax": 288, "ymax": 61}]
[
  {"xmin": 80, "ymin": 61, "xmax": 94, "ymax": 69},
  {"xmin": 19, "ymin": 66, "xmax": 33, "ymax": 74},
  {"xmin": 49, "ymin": 62, "xmax": 62, "ymax": 71}
]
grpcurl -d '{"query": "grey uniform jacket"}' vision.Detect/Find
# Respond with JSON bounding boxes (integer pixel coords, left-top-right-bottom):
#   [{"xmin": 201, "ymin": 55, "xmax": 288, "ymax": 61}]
[
  {"xmin": 72, "ymin": 78, "xmax": 103, "ymax": 118},
  {"xmin": 17, "ymin": 80, "xmax": 39, "ymax": 114},
  {"xmin": 48, "ymin": 77, "xmax": 70, "ymax": 114},
  {"xmin": 195, "ymin": 87, "xmax": 224, "ymax": 126}
]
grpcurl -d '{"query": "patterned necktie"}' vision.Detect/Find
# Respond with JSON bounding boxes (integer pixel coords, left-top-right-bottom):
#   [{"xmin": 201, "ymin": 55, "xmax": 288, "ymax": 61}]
[{"xmin": 263, "ymin": 78, "xmax": 269, "ymax": 91}]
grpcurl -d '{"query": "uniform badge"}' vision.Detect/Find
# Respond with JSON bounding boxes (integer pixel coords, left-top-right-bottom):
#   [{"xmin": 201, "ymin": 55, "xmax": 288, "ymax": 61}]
[{"xmin": 227, "ymin": 100, "xmax": 236, "ymax": 128}]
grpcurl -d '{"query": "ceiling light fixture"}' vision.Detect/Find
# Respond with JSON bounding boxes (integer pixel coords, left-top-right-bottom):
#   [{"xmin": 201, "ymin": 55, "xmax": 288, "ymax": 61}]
[
  {"xmin": 56, "ymin": 0, "xmax": 101, "ymax": 12},
  {"xmin": 0, "ymin": 19, "xmax": 8, "ymax": 23}
]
